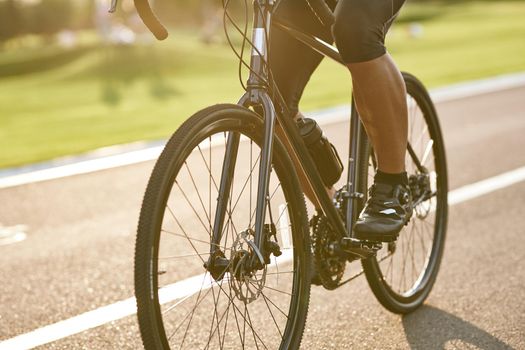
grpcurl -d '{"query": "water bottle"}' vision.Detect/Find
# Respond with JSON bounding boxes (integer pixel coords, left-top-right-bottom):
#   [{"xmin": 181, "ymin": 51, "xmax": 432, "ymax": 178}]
[{"xmin": 297, "ymin": 118, "xmax": 344, "ymax": 187}]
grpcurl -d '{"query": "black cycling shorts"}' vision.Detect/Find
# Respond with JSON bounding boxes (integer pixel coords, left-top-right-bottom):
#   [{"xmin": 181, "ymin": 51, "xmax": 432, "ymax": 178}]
[{"xmin": 270, "ymin": 0, "xmax": 405, "ymax": 117}]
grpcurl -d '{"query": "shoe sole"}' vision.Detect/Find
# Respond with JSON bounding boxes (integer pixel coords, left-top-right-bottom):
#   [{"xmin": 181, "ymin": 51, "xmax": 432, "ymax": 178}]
[
  {"xmin": 354, "ymin": 231, "xmax": 399, "ymax": 243},
  {"xmin": 353, "ymin": 213, "xmax": 414, "ymax": 243}
]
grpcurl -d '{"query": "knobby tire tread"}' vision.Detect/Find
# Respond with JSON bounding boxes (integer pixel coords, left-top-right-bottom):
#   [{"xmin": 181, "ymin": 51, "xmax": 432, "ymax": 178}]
[
  {"xmin": 360, "ymin": 73, "xmax": 448, "ymax": 314},
  {"xmin": 135, "ymin": 104, "xmax": 311, "ymax": 349}
]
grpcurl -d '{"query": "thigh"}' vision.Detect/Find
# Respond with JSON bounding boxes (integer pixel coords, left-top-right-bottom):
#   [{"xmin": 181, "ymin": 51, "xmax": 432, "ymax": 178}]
[
  {"xmin": 333, "ymin": 0, "xmax": 406, "ymax": 63},
  {"xmin": 269, "ymin": 0, "xmax": 335, "ymax": 118}
]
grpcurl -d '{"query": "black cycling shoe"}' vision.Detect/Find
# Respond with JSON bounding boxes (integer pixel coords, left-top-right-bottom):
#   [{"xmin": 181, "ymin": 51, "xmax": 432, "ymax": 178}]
[{"xmin": 354, "ymin": 182, "xmax": 413, "ymax": 242}]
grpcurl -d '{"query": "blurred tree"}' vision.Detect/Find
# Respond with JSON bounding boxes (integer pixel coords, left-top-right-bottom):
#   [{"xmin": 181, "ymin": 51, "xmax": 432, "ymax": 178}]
[
  {"xmin": 0, "ymin": 0, "xmax": 273, "ymax": 44},
  {"xmin": 0, "ymin": 0, "xmax": 22, "ymax": 43},
  {"xmin": 31, "ymin": 0, "xmax": 74, "ymax": 36},
  {"xmin": 75, "ymin": 0, "xmax": 96, "ymax": 30}
]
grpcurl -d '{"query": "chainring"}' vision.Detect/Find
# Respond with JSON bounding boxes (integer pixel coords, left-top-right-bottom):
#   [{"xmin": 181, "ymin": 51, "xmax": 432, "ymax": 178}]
[{"xmin": 311, "ymin": 214, "xmax": 346, "ymax": 290}]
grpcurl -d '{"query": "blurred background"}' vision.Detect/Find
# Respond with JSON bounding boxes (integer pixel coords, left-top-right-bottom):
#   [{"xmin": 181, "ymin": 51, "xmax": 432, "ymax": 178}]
[
  {"xmin": 0, "ymin": 0, "xmax": 524, "ymax": 169},
  {"xmin": 0, "ymin": 3, "xmax": 524, "ymax": 348}
]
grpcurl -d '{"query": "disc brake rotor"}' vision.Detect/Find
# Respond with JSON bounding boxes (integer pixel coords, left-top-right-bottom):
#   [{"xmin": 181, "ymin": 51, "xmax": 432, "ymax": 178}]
[{"xmin": 229, "ymin": 231, "xmax": 267, "ymax": 304}]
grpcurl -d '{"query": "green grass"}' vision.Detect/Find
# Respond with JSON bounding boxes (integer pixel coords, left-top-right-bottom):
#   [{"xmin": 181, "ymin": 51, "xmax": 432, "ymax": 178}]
[
  {"xmin": 303, "ymin": 1, "xmax": 525, "ymax": 108},
  {"xmin": 1, "ymin": 1, "xmax": 524, "ymax": 169}
]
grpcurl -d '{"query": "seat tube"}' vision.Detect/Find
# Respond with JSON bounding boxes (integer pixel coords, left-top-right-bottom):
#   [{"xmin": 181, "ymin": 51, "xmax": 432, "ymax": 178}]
[
  {"xmin": 211, "ymin": 132, "xmax": 241, "ymax": 255},
  {"xmin": 346, "ymin": 97, "xmax": 364, "ymax": 237}
]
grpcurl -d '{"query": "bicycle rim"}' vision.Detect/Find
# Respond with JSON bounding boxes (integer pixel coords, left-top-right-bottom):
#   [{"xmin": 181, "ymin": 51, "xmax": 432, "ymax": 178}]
[
  {"xmin": 362, "ymin": 73, "xmax": 448, "ymax": 313},
  {"xmin": 135, "ymin": 105, "xmax": 311, "ymax": 349}
]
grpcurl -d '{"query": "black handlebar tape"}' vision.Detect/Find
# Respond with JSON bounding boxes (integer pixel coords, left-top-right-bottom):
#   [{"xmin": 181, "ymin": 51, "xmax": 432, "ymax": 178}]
[
  {"xmin": 306, "ymin": 0, "xmax": 335, "ymax": 26},
  {"xmin": 134, "ymin": 0, "xmax": 168, "ymax": 40}
]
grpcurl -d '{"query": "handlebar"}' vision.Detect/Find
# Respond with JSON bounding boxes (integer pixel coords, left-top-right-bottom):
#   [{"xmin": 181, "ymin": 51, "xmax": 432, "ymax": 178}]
[
  {"xmin": 126, "ymin": 0, "xmax": 334, "ymax": 41},
  {"xmin": 133, "ymin": 0, "xmax": 168, "ymax": 40}
]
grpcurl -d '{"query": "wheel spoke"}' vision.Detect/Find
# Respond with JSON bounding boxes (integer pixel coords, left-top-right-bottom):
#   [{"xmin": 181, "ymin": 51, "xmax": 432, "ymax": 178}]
[
  {"xmin": 162, "ymin": 228, "xmax": 230, "ymax": 253},
  {"xmin": 206, "ymin": 279, "xmax": 224, "ymax": 348},
  {"xmin": 364, "ymin": 79, "xmax": 446, "ymax": 306},
  {"xmin": 197, "ymin": 144, "xmax": 220, "ymax": 192},
  {"xmin": 262, "ymin": 284, "xmax": 294, "ymax": 297},
  {"xmin": 421, "ymin": 139, "xmax": 434, "ymax": 166},
  {"xmin": 137, "ymin": 121, "xmax": 306, "ymax": 349},
  {"xmin": 174, "ymin": 274, "xmax": 213, "ymax": 346},
  {"xmin": 205, "ymin": 279, "xmax": 230, "ymax": 349},
  {"xmin": 258, "ymin": 289, "xmax": 290, "ymax": 319},
  {"xmin": 159, "ymin": 252, "xmax": 211, "ymax": 260},
  {"xmin": 184, "ymin": 161, "xmax": 212, "ymax": 227},
  {"xmin": 174, "ymin": 181, "xmax": 212, "ymax": 238},
  {"xmin": 266, "ymin": 270, "xmax": 294, "ymax": 276},
  {"xmin": 245, "ymin": 303, "xmax": 267, "ymax": 350},
  {"xmin": 230, "ymin": 153, "xmax": 261, "ymax": 214},
  {"xmin": 163, "ymin": 210, "xmax": 207, "ymax": 264},
  {"xmin": 166, "ymin": 274, "xmax": 213, "ymax": 341},
  {"xmin": 249, "ymin": 182, "xmax": 282, "ymax": 227},
  {"xmin": 214, "ymin": 281, "xmax": 269, "ymax": 349}
]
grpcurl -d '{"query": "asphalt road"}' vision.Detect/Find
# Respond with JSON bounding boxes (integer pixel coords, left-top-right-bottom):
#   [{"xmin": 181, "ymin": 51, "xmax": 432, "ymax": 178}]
[{"xmin": 1, "ymin": 85, "xmax": 524, "ymax": 349}]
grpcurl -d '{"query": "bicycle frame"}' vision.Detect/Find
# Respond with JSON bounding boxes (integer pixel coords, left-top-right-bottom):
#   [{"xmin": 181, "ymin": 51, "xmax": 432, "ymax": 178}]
[
  {"xmin": 210, "ymin": 0, "xmax": 369, "ymax": 264},
  {"xmin": 132, "ymin": 2, "xmax": 447, "ymax": 345}
]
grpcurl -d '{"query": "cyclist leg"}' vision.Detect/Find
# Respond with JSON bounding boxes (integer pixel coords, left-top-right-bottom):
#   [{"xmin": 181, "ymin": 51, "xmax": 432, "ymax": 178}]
[
  {"xmin": 332, "ymin": 0, "xmax": 412, "ymax": 241},
  {"xmin": 270, "ymin": 0, "xmax": 337, "ymax": 208}
]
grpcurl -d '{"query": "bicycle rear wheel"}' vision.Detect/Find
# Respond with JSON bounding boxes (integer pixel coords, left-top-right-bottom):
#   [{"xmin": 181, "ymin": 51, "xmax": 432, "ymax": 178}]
[
  {"xmin": 134, "ymin": 104, "xmax": 311, "ymax": 349},
  {"xmin": 361, "ymin": 73, "xmax": 448, "ymax": 314}
]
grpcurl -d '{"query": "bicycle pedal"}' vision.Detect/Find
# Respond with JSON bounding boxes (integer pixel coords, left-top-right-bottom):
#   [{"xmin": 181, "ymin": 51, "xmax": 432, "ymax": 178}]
[
  {"xmin": 343, "ymin": 237, "xmax": 382, "ymax": 250},
  {"xmin": 340, "ymin": 237, "xmax": 382, "ymax": 259}
]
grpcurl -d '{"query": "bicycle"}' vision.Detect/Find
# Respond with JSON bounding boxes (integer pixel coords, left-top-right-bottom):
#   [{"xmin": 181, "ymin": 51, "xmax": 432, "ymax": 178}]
[{"xmin": 125, "ymin": 0, "xmax": 449, "ymax": 348}]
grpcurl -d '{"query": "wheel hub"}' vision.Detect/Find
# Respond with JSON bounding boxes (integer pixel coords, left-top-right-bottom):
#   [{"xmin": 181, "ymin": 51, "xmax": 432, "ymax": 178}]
[
  {"xmin": 409, "ymin": 171, "xmax": 433, "ymax": 219},
  {"xmin": 204, "ymin": 227, "xmax": 281, "ymax": 303},
  {"xmin": 229, "ymin": 230, "xmax": 267, "ymax": 304}
]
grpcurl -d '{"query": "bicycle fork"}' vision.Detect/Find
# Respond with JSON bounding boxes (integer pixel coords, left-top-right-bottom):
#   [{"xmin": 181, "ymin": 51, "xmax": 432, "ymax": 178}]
[{"xmin": 208, "ymin": 0, "xmax": 279, "ymax": 270}]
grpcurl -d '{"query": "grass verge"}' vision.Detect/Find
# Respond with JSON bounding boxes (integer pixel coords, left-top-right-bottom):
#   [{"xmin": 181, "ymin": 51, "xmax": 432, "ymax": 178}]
[{"xmin": 1, "ymin": 1, "xmax": 524, "ymax": 169}]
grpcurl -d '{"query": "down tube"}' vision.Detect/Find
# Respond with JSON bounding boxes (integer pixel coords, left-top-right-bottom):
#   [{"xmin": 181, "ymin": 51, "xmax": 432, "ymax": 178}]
[{"xmin": 273, "ymin": 104, "xmax": 348, "ymax": 239}]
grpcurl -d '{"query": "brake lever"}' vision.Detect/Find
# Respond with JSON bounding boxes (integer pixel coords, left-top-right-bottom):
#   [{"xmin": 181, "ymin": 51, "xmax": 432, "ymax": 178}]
[{"xmin": 108, "ymin": 0, "xmax": 118, "ymax": 13}]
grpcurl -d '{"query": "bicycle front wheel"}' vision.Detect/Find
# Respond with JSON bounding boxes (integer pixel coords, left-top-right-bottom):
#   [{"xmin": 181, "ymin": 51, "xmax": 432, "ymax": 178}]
[
  {"xmin": 361, "ymin": 73, "xmax": 448, "ymax": 314},
  {"xmin": 134, "ymin": 104, "xmax": 311, "ymax": 349}
]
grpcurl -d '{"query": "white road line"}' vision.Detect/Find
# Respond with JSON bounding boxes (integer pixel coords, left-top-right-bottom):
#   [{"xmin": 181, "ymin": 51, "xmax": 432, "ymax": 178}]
[
  {"xmin": 0, "ymin": 297, "xmax": 138, "ymax": 350},
  {"xmin": 430, "ymin": 71, "xmax": 525, "ymax": 103},
  {"xmin": 0, "ymin": 251, "xmax": 294, "ymax": 350},
  {"xmin": 0, "ymin": 146, "xmax": 164, "ymax": 190},
  {"xmin": 1, "ymin": 166, "xmax": 525, "ymax": 350},
  {"xmin": 0, "ymin": 72, "xmax": 524, "ymax": 189},
  {"xmin": 448, "ymin": 166, "xmax": 525, "ymax": 205},
  {"xmin": 306, "ymin": 71, "xmax": 525, "ymax": 123},
  {"xmin": 0, "ymin": 225, "xmax": 28, "ymax": 246}
]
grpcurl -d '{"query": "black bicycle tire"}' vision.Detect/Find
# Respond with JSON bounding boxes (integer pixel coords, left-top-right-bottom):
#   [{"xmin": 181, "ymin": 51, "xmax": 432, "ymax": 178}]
[
  {"xmin": 360, "ymin": 72, "xmax": 448, "ymax": 314},
  {"xmin": 134, "ymin": 104, "xmax": 311, "ymax": 349}
]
